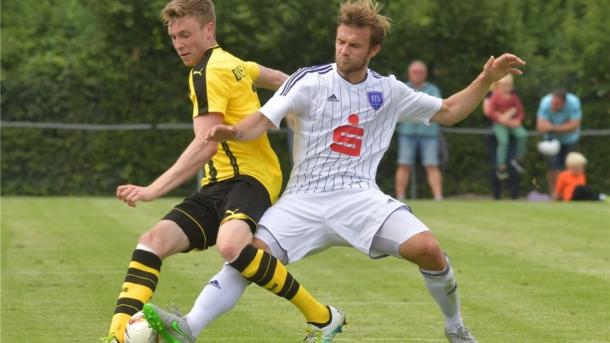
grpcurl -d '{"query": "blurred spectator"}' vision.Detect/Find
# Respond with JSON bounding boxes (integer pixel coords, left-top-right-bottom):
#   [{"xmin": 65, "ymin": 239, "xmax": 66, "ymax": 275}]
[
  {"xmin": 554, "ymin": 152, "xmax": 606, "ymax": 201},
  {"xmin": 483, "ymin": 85, "xmax": 521, "ymax": 199},
  {"xmin": 394, "ymin": 60, "xmax": 443, "ymax": 201},
  {"xmin": 537, "ymin": 89, "xmax": 582, "ymax": 192},
  {"xmin": 487, "ymin": 75, "xmax": 527, "ymax": 180}
]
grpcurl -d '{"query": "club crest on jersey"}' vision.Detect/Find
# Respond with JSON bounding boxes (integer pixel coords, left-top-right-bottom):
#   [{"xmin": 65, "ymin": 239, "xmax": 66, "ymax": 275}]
[{"xmin": 367, "ymin": 91, "xmax": 384, "ymax": 110}]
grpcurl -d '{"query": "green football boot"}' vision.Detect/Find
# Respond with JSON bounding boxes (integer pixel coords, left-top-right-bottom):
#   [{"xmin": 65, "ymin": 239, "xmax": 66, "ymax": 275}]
[{"xmin": 143, "ymin": 303, "xmax": 195, "ymax": 343}]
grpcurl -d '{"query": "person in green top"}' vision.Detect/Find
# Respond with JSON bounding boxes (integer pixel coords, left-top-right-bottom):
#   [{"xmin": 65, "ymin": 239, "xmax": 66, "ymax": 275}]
[{"xmin": 395, "ymin": 60, "xmax": 443, "ymax": 200}]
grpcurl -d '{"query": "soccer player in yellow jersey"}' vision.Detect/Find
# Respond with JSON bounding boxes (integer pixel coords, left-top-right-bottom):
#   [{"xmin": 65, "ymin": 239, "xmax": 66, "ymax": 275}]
[{"xmin": 102, "ymin": 1, "xmax": 332, "ymax": 342}]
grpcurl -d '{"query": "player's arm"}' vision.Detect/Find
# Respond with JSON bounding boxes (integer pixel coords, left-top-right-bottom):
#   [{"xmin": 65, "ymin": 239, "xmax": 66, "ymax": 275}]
[
  {"xmin": 432, "ymin": 54, "xmax": 526, "ymax": 126},
  {"xmin": 206, "ymin": 111, "xmax": 275, "ymax": 142},
  {"xmin": 116, "ymin": 114, "xmax": 222, "ymax": 207},
  {"xmin": 253, "ymin": 64, "xmax": 289, "ymax": 91},
  {"xmin": 208, "ymin": 68, "xmax": 308, "ymax": 143}
]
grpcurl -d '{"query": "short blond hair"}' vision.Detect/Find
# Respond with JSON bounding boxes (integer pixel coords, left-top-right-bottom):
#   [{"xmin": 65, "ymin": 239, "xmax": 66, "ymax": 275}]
[
  {"xmin": 160, "ymin": 0, "xmax": 216, "ymax": 26},
  {"xmin": 566, "ymin": 152, "xmax": 588, "ymax": 168},
  {"xmin": 337, "ymin": 0, "xmax": 391, "ymax": 46}
]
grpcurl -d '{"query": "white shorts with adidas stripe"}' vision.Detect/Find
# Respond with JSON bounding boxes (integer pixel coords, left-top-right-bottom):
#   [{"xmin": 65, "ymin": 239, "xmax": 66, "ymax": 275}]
[{"xmin": 255, "ymin": 188, "xmax": 430, "ymax": 263}]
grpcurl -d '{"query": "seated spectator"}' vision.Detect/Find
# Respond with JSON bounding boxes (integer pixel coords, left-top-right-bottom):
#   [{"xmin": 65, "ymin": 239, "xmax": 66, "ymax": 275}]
[
  {"xmin": 483, "ymin": 87, "xmax": 520, "ymax": 199},
  {"xmin": 487, "ymin": 74, "xmax": 527, "ymax": 180},
  {"xmin": 537, "ymin": 89, "xmax": 582, "ymax": 192},
  {"xmin": 554, "ymin": 152, "xmax": 606, "ymax": 201}
]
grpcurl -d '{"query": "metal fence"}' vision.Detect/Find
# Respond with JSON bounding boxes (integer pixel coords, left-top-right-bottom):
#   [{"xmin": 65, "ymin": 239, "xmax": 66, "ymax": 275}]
[{"xmin": 2, "ymin": 121, "xmax": 608, "ymax": 198}]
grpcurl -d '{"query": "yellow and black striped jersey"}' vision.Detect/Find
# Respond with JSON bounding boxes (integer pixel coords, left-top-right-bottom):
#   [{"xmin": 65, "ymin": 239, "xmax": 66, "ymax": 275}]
[{"xmin": 189, "ymin": 46, "xmax": 282, "ymax": 203}]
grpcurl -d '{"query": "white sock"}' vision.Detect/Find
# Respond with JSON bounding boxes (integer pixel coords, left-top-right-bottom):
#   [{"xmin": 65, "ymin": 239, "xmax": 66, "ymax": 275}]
[
  {"xmin": 420, "ymin": 257, "xmax": 464, "ymax": 331},
  {"xmin": 136, "ymin": 243, "xmax": 158, "ymax": 255},
  {"xmin": 184, "ymin": 264, "xmax": 249, "ymax": 336}
]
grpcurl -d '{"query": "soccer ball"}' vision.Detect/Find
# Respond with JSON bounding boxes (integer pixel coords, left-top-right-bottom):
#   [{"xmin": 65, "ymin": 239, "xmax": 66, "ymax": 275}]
[
  {"xmin": 537, "ymin": 139, "xmax": 561, "ymax": 157},
  {"xmin": 124, "ymin": 311, "xmax": 160, "ymax": 343}
]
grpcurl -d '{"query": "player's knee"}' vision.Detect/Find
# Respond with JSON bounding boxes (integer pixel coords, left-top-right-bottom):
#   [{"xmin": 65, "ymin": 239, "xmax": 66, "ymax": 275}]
[
  {"xmin": 216, "ymin": 240, "xmax": 244, "ymax": 262},
  {"xmin": 401, "ymin": 234, "xmax": 444, "ymax": 268},
  {"xmin": 419, "ymin": 239, "xmax": 443, "ymax": 260},
  {"xmin": 137, "ymin": 225, "xmax": 175, "ymax": 259},
  {"xmin": 137, "ymin": 230, "xmax": 164, "ymax": 257}
]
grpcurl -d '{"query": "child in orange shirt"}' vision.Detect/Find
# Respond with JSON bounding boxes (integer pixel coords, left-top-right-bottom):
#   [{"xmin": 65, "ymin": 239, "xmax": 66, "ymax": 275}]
[{"xmin": 554, "ymin": 152, "xmax": 606, "ymax": 201}]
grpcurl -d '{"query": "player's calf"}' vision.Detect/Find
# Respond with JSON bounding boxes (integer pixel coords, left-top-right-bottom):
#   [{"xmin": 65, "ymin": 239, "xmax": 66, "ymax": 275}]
[
  {"xmin": 107, "ymin": 244, "xmax": 162, "ymax": 343},
  {"xmin": 398, "ymin": 232, "xmax": 476, "ymax": 341}
]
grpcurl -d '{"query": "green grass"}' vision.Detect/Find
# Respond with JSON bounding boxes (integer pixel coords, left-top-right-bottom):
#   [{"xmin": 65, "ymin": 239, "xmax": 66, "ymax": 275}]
[{"xmin": 1, "ymin": 197, "xmax": 609, "ymax": 342}]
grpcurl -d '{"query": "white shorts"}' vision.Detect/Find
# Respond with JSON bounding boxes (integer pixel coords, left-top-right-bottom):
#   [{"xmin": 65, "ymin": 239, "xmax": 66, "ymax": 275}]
[{"xmin": 255, "ymin": 188, "xmax": 430, "ymax": 263}]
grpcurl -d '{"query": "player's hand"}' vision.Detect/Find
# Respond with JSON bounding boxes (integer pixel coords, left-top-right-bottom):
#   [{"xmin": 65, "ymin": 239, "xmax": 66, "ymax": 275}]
[
  {"xmin": 482, "ymin": 53, "xmax": 526, "ymax": 83},
  {"xmin": 205, "ymin": 124, "xmax": 238, "ymax": 143},
  {"xmin": 116, "ymin": 184, "xmax": 157, "ymax": 207}
]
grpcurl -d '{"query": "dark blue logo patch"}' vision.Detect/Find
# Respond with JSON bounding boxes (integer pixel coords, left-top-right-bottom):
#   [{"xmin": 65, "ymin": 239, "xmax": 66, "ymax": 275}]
[{"xmin": 368, "ymin": 91, "xmax": 384, "ymax": 110}]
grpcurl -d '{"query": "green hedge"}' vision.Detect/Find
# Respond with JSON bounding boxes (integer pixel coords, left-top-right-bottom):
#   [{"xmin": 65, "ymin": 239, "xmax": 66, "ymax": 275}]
[
  {"xmin": 2, "ymin": 0, "xmax": 608, "ymax": 196},
  {"xmin": 2, "ymin": 123, "xmax": 607, "ymax": 197}
]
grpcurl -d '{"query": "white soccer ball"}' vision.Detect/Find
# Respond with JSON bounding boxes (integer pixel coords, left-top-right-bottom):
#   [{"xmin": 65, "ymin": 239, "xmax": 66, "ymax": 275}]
[
  {"xmin": 124, "ymin": 311, "xmax": 159, "ymax": 343},
  {"xmin": 537, "ymin": 139, "xmax": 561, "ymax": 157}
]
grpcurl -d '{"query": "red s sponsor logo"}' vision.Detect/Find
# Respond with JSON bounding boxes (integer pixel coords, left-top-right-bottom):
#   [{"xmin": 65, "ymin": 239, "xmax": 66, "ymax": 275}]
[{"xmin": 330, "ymin": 114, "xmax": 364, "ymax": 157}]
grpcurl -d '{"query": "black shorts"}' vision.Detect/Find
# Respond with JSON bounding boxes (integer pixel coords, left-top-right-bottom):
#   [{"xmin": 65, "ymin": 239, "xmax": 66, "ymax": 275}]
[{"xmin": 163, "ymin": 175, "xmax": 272, "ymax": 252}]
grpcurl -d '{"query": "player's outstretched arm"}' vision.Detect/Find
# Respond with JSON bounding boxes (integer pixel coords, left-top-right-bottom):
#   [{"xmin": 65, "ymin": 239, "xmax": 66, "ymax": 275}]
[
  {"xmin": 432, "ymin": 53, "xmax": 526, "ymax": 126},
  {"xmin": 116, "ymin": 114, "xmax": 221, "ymax": 207},
  {"xmin": 254, "ymin": 64, "xmax": 289, "ymax": 91},
  {"xmin": 206, "ymin": 111, "xmax": 274, "ymax": 143}
]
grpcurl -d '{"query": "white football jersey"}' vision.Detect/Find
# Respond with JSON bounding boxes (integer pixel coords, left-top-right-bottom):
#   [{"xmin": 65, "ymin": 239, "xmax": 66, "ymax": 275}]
[{"xmin": 260, "ymin": 63, "xmax": 442, "ymax": 194}]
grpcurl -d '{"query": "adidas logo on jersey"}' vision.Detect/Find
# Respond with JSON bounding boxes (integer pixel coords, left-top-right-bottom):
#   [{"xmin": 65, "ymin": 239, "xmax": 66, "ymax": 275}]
[{"xmin": 327, "ymin": 94, "xmax": 340, "ymax": 102}]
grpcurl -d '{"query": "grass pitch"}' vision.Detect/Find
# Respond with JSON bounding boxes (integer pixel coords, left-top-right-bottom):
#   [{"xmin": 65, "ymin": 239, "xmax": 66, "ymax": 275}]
[{"xmin": 1, "ymin": 197, "xmax": 609, "ymax": 342}]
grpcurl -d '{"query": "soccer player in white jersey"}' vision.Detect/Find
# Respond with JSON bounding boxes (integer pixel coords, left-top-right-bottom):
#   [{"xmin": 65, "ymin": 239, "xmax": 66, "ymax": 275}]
[{"xmin": 144, "ymin": 1, "xmax": 525, "ymax": 342}]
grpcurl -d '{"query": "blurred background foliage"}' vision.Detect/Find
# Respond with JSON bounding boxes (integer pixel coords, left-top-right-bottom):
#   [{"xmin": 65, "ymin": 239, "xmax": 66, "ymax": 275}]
[{"xmin": 1, "ymin": 0, "xmax": 608, "ymax": 196}]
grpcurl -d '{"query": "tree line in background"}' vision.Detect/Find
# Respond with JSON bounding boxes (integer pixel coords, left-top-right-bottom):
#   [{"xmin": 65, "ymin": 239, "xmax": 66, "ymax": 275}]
[{"xmin": 2, "ymin": 0, "xmax": 608, "ymax": 196}]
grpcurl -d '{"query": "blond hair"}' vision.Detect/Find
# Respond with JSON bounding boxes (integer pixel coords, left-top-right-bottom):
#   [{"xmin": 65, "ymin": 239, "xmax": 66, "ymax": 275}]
[
  {"xmin": 160, "ymin": 0, "xmax": 216, "ymax": 26},
  {"xmin": 565, "ymin": 152, "xmax": 588, "ymax": 168},
  {"xmin": 337, "ymin": 0, "xmax": 391, "ymax": 46}
]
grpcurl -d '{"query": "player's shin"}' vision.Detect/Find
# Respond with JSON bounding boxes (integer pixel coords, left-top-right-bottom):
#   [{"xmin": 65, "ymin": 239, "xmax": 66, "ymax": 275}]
[
  {"xmin": 420, "ymin": 255, "xmax": 464, "ymax": 331},
  {"xmin": 109, "ymin": 245, "xmax": 162, "ymax": 342},
  {"xmin": 229, "ymin": 244, "xmax": 330, "ymax": 327},
  {"xmin": 184, "ymin": 263, "xmax": 250, "ymax": 336}
]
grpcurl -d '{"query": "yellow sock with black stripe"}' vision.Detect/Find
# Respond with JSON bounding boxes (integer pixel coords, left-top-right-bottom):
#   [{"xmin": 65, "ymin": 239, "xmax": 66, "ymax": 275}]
[
  {"xmin": 230, "ymin": 244, "xmax": 330, "ymax": 326},
  {"xmin": 109, "ymin": 248, "xmax": 161, "ymax": 342}
]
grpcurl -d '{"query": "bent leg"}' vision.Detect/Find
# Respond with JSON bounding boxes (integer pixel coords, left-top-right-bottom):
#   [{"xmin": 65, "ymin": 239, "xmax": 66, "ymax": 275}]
[
  {"xmin": 183, "ymin": 228, "xmax": 287, "ymax": 336},
  {"xmin": 371, "ymin": 209, "xmax": 466, "ymax": 333},
  {"xmin": 107, "ymin": 188, "xmax": 217, "ymax": 342},
  {"xmin": 493, "ymin": 124, "xmax": 510, "ymax": 168},
  {"xmin": 108, "ymin": 220, "xmax": 189, "ymax": 342},
  {"xmin": 401, "ymin": 233, "xmax": 465, "ymax": 332},
  {"xmin": 511, "ymin": 126, "xmax": 528, "ymax": 160},
  {"xmin": 230, "ymin": 230, "xmax": 330, "ymax": 326},
  {"xmin": 184, "ymin": 263, "xmax": 250, "ymax": 336}
]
